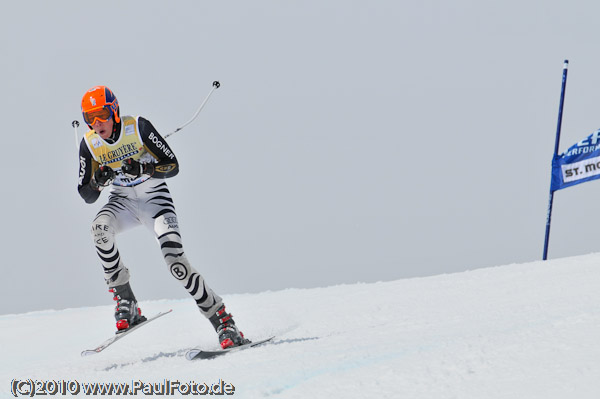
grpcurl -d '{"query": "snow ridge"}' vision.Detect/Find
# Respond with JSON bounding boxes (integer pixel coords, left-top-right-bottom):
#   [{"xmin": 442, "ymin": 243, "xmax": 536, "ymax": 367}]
[{"xmin": 2, "ymin": 254, "xmax": 600, "ymax": 398}]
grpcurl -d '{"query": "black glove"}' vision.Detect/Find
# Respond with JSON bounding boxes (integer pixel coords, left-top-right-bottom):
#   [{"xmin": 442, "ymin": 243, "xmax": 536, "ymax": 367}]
[
  {"xmin": 91, "ymin": 166, "xmax": 115, "ymax": 190},
  {"xmin": 121, "ymin": 159, "xmax": 154, "ymax": 179}
]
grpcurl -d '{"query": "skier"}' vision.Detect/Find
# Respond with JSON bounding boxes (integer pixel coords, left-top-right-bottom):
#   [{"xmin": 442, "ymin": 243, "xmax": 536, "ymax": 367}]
[{"xmin": 77, "ymin": 85, "xmax": 249, "ymax": 349}]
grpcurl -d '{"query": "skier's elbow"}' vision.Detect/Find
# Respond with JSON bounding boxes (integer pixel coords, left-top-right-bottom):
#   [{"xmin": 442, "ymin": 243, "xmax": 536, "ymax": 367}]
[
  {"xmin": 78, "ymin": 185, "xmax": 100, "ymax": 204},
  {"xmin": 83, "ymin": 196, "xmax": 98, "ymax": 204}
]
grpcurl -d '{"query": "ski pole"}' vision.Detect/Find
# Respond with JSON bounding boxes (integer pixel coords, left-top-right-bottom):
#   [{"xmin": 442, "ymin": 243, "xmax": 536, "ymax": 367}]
[
  {"xmin": 72, "ymin": 120, "xmax": 80, "ymax": 149},
  {"xmin": 164, "ymin": 80, "xmax": 220, "ymax": 139},
  {"xmin": 70, "ymin": 80, "xmax": 219, "ymax": 145}
]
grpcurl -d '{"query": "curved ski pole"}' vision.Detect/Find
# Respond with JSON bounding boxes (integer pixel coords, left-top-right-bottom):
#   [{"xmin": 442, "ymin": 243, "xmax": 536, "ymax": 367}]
[
  {"xmin": 164, "ymin": 81, "xmax": 220, "ymax": 139},
  {"xmin": 70, "ymin": 80, "xmax": 219, "ymax": 147}
]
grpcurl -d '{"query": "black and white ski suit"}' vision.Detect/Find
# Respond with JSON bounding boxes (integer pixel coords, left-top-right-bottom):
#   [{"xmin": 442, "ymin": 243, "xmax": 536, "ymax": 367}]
[{"xmin": 77, "ymin": 116, "xmax": 223, "ymax": 316}]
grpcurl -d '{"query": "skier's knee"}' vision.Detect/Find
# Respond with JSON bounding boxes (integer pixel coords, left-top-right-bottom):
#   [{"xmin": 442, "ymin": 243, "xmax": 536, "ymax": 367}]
[{"xmin": 91, "ymin": 218, "xmax": 114, "ymax": 247}]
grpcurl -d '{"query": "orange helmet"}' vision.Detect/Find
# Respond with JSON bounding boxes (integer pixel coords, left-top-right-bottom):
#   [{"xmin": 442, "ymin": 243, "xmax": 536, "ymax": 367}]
[{"xmin": 81, "ymin": 86, "xmax": 121, "ymax": 127}]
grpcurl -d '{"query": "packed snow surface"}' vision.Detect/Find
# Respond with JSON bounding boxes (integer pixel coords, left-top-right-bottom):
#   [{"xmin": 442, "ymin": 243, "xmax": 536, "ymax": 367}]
[{"xmin": 2, "ymin": 254, "xmax": 600, "ymax": 398}]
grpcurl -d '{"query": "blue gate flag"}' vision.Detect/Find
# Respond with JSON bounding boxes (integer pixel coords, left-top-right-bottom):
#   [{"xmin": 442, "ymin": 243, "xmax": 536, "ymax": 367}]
[{"xmin": 551, "ymin": 128, "xmax": 600, "ymax": 192}]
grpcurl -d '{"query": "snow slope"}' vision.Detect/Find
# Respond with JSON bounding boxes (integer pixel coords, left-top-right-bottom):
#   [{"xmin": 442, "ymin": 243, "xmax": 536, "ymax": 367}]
[{"xmin": 2, "ymin": 254, "xmax": 600, "ymax": 398}]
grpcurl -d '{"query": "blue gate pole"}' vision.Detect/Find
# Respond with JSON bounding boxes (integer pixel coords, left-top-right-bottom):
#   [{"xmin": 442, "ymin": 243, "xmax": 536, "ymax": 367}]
[{"xmin": 543, "ymin": 60, "xmax": 569, "ymax": 260}]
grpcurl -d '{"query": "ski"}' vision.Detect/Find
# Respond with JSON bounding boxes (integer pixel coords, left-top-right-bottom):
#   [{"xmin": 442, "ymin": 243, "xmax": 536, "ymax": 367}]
[
  {"xmin": 81, "ymin": 309, "xmax": 172, "ymax": 356},
  {"xmin": 186, "ymin": 336, "xmax": 275, "ymax": 360}
]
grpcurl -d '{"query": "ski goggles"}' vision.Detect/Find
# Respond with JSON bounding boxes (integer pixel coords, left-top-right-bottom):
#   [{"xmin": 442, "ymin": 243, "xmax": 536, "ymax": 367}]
[{"xmin": 83, "ymin": 106, "xmax": 112, "ymax": 125}]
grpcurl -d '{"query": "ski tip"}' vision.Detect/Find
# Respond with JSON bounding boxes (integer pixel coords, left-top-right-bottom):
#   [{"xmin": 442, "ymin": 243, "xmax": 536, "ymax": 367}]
[
  {"xmin": 81, "ymin": 350, "xmax": 99, "ymax": 357},
  {"xmin": 249, "ymin": 336, "xmax": 275, "ymax": 346}
]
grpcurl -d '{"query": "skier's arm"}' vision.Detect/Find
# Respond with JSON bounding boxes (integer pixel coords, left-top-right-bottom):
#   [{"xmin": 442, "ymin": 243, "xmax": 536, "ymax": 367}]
[
  {"xmin": 77, "ymin": 141, "xmax": 102, "ymax": 204},
  {"xmin": 138, "ymin": 117, "xmax": 179, "ymax": 178}
]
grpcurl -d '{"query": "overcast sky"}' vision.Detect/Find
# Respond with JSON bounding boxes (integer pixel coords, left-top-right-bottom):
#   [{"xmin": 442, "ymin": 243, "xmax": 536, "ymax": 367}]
[{"xmin": 3, "ymin": 0, "xmax": 600, "ymax": 315}]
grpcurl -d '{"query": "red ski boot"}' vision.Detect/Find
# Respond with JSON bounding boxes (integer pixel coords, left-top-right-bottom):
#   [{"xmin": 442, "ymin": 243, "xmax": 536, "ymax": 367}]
[
  {"xmin": 208, "ymin": 305, "xmax": 250, "ymax": 349},
  {"xmin": 109, "ymin": 282, "xmax": 146, "ymax": 333}
]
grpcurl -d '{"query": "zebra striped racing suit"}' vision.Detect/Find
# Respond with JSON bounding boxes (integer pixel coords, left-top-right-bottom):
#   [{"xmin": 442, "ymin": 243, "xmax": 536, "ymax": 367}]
[{"xmin": 77, "ymin": 116, "xmax": 223, "ymax": 317}]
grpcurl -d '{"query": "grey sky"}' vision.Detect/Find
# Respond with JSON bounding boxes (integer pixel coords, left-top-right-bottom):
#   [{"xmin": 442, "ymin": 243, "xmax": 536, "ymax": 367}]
[{"xmin": 2, "ymin": 0, "xmax": 599, "ymax": 315}]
